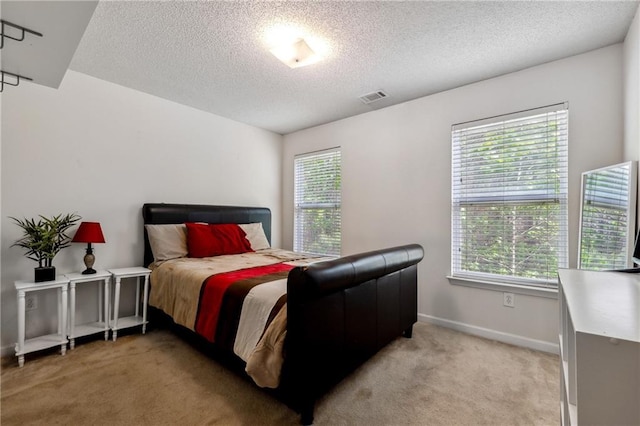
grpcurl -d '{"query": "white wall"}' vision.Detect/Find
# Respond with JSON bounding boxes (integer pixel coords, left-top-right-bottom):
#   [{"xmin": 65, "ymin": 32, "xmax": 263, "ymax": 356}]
[
  {"xmin": 283, "ymin": 45, "xmax": 624, "ymax": 351},
  {"xmin": 1, "ymin": 71, "xmax": 283, "ymax": 354},
  {"xmin": 624, "ymin": 6, "xmax": 640, "ymax": 162}
]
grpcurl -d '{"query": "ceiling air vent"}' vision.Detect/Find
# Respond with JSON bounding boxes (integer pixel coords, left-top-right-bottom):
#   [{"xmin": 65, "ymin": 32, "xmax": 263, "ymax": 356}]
[{"xmin": 359, "ymin": 90, "xmax": 389, "ymax": 105}]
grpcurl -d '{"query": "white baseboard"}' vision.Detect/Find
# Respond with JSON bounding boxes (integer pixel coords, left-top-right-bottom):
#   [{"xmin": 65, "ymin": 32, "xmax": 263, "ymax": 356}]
[
  {"xmin": 418, "ymin": 313, "xmax": 559, "ymax": 355},
  {"xmin": 1, "ymin": 316, "xmax": 559, "ymax": 359}
]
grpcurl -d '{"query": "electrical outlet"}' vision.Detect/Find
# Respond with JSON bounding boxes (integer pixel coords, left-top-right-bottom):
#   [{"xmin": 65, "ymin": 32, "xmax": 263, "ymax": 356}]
[
  {"xmin": 503, "ymin": 292, "xmax": 515, "ymax": 308},
  {"xmin": 25, "ymin": 295, "xmax": 38, "ymax": 311}
]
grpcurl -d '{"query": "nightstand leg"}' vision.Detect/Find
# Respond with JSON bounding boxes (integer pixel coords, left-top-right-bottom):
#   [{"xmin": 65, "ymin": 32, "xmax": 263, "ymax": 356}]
[
  {"xmin": 135, "ymin": 277, "xmax": 140, "ymax": 318},
  {"xmin": 70, "ymin": 338, "xmax": 75, "ymax": 350},
  {"xmin": 61, "ymin": 285, "xmax": 68, "ymax": 355},
  {"xmin": 104, "ymin": 277, "xmax": 110, "ymax": 340},
  {"xmin": 57, "ymin": 287, "xmax": 62, "ymax": 335},
  {"xmin": 17, "ymin": 290, "xmax": 25, "ymax": 365},
  {"xmin": 142, "ymin": 274, "xmax": 149, "ymax": 334},
  {"xmin": 69, "ymin": 282, "xmax": 76, "ymax": 349},
  {"xmin": 112, "ymin": 277, "xmax": 121, "ymax": 342},
  {"xmin": 98, "ymin": 280, "xmax": 103, "ymax": 324}
]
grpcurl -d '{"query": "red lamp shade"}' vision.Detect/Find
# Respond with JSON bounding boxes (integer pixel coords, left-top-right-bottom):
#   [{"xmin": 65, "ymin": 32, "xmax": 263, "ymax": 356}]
[
  {"xmin": 72, "ymin": 222, "xmax": 105, "ymax": 275},
  {"xmin": 72, "ymin": 222, "xmax": 105, "ymax": 243}
]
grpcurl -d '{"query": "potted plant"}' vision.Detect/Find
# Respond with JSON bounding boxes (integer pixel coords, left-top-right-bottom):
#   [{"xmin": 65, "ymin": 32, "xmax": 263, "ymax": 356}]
[{"xmin": 10, "ymin": 213, "xmax": 81, "ymax": 282}]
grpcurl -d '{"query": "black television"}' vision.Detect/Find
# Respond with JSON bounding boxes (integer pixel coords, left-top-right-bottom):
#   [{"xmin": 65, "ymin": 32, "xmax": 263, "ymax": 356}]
[
  {"xmin": 615, "ymin": 228, "xmax": 640, "ymax": 273},
  {"xmin": 633, "ymin": 227, "xmax": 640, "ymax": 266}
]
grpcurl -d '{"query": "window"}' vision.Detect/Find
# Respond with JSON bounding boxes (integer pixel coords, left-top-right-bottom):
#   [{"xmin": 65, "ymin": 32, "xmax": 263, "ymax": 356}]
[
  {"xmin": 294, "ymin": 148, "xmax": 341, "ymax": 256},
  {"xmin": 451, "ymin": 104, "xmax": 568, "ymax": 287}
]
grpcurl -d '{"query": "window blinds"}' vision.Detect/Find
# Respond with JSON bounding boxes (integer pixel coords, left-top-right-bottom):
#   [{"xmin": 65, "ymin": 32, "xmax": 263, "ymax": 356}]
[
  {"xmin": 451, "ymin": 104, "xmax": 568, "ymax": 286},
  {"xmin": 294, "ymin": 148, "xmax": 341, "ymax": 256},
  {"xmin": 579, "ymin": 163, "xmax": 632, "ymax": 270}
]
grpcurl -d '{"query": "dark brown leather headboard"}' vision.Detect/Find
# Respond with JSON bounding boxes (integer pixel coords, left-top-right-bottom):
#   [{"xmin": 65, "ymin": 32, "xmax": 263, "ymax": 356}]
[{"xmin": 142, "ymin": 203, "xmax": 271, "ymax": 267}]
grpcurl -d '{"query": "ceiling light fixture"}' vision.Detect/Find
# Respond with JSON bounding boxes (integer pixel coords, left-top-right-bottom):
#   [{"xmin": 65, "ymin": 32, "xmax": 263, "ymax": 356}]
[{"xmin": 270, "ymin": 38, "xmax": 320, "ymax": 68}]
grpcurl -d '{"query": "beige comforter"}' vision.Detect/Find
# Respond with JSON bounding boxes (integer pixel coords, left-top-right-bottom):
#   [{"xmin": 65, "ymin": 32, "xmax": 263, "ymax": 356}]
[{"xmin": 149, "ymin": 249, "xmax": 325, "ymax": 388}]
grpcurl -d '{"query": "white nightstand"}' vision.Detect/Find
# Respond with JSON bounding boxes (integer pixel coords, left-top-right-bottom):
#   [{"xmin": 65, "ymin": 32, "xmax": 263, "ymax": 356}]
[
  {"xmin": 108, "ymin": 267, "xmax": 151, "ymax": 341},
  {"xmin": 15, "ymin": 277, "xmax": 70, "ymax": 367},
  {"xmin": 65, "ymin": 270, "xmax": 111, "ymax": 349}
]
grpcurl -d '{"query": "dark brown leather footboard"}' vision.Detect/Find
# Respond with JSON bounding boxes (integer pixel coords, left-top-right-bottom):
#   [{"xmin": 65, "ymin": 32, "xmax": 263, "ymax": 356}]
[{"xmin": 283, "ymin": 244, "xmax": 424, "ymax": 424}]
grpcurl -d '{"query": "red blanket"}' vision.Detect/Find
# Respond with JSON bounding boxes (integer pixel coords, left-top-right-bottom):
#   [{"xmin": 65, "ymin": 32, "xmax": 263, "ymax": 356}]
[{"xmin": 194, "ymin": 263, "xmax": 293, "ymax": 352}]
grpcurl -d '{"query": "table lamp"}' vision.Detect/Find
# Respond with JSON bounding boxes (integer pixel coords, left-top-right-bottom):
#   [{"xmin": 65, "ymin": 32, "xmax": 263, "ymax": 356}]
[{"xmin": 72, "ymin": 222, "xmax": 105, "ymax": 274}]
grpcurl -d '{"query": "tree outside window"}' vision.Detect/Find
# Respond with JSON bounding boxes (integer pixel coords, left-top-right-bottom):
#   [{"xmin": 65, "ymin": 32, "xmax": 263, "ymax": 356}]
[
  {"xmin": 294, "ymin": 148, "xmax": 341, "ymax": 256},
  {"xmin": 452, "ymin": 105, "xmax": 568, "ymax": 286}
]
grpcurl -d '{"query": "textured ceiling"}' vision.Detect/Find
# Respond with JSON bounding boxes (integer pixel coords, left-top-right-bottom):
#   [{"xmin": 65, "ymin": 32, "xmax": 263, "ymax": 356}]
[{"xmin": 68, "ymin": 1, "xmax": 639, "ymax": 135}]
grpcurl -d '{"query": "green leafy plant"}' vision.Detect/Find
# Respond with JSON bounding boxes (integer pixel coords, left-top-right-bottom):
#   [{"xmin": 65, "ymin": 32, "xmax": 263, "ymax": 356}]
[{"xmin": 10, "ymin": 213, "xmax": 81, "ymax": 268}]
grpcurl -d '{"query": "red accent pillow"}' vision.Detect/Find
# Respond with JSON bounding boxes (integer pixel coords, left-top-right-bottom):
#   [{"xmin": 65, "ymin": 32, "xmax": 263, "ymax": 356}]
[{"xmin": 185, "ymin": 223, "xmax": 253, "ymax": 258}]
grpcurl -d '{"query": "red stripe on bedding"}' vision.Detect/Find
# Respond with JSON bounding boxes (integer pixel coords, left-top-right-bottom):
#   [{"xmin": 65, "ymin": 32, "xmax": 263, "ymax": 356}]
[{"xmin": 195, "ymin": 263, "xmax": 293, "ymax": 342}]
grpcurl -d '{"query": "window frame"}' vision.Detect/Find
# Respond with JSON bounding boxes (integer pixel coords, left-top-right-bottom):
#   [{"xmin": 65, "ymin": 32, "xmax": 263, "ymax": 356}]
[
  {"xmin": 450, "ymin": 103, "xmax": 569, "ymax": 292},
  {"xmin": 293, "ymin": 147, "xmax": 342, "ymax": 256}
]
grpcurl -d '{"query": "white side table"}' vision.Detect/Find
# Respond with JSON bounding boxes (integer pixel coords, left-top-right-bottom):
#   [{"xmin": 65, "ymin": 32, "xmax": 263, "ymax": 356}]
[
  {"xmin": 65, "ymin": 270, "xmax": 111, "ymax": 349},
  {"xmin": 108, "ymin": 267, "xmax": 151, "ymax": 341},
  {"xmin": 15, "ymin": 277, "xmax": 69, "ymax": 367}
]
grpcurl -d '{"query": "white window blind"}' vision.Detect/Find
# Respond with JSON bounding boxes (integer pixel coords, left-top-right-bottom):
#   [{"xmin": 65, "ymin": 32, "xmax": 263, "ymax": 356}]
[
  {"xmin": 579, "ymin": 163, "xmax": 632, "ymax": 270},
  {"xmin": 294, "ymin": 148, "xmax": 341, "ymax": 256},
  {"xmin": 451, "ymin": 104, "xmax": 568, "ymax": 287}
]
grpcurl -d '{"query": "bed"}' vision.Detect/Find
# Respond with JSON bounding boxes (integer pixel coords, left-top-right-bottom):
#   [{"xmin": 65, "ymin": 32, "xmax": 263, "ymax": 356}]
[{"xmin": 142, "ymin": 203, "xmax": 424, "ymax": 424}]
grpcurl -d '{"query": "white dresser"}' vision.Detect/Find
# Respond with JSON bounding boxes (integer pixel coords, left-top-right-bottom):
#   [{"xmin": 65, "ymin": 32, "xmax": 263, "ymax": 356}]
[{"xmin": 558, "ymin": 269, "xmax": 640, "ymax": 426}]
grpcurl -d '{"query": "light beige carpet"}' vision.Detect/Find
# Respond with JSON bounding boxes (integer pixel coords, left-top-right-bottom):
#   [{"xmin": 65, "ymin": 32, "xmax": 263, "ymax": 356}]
[{"xmin": 1, "ymin": 322, "xmax": 559, "ymax": 425}]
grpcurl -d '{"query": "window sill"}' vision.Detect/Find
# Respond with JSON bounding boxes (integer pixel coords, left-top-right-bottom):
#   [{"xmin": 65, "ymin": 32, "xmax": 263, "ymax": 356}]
[{"xmin": 447, "ymin": 275, "xmax": 558, "ymax": 299}]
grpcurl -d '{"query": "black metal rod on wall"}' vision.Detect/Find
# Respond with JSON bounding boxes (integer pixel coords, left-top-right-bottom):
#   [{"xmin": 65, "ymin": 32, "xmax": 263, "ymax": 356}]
[
  {"xmin": 0, "ymin": 70, "xmax": 33, "ymax": 93},
  {"xmin": 0, "ymin": 19, "xmax": 43, "ymax": 49}
]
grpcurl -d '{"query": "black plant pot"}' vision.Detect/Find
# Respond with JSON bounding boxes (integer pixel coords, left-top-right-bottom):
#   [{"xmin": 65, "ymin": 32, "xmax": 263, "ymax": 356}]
[{"xmin": 34, "ymin": 266, "xmax": 56, "ymax": 283}]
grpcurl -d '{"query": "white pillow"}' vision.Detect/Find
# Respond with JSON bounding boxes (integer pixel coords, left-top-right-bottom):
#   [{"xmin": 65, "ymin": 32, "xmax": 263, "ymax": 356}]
[
  {"xmin": 239, "ymin": 223, "xmax": 270, "ymax": 250},
  {"xmin": 145, "ymin": 224, "xmax": 188, "ymax": 261}
]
